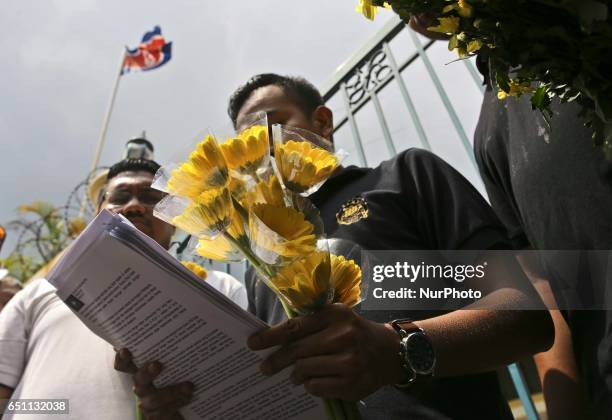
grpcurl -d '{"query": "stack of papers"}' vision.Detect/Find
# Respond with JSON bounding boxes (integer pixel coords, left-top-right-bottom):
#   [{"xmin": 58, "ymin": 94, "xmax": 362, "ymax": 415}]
[{"xmin": 48, "ymin": 210, "xmax": 325, "ymax": 420}]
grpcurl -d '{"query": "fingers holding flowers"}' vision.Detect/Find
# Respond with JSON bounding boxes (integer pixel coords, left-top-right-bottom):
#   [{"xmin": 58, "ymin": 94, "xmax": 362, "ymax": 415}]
[{"xmin": 248, "ymin": 304, "xmax": 403, "ymax": 401}]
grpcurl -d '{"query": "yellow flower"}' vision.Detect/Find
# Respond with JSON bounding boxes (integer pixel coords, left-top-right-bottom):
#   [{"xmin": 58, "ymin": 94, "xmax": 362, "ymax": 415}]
[
  {"xmin": 274, "ymin": 140, "xmax": 338, "ymax": 194},
  {"xmin": 442, "ymin": 0, "xmax": 474, "ymax": 18},
  {"xmin": 228, "ymin": 177, "xmax": 248, "ymax": 201},
  {"xmin": 196, "ymin": 211, "xmax": 246, "ymax": 261},
  {"xmin": 226, "ymin": 206, "xmax": 246, "ymax": 238},
  {"xmin": 197, "ymin": 235, "xmax": 238, "ymax": 261},
  {"xmin": 428, "ymin": 16, "xmax": 461, "ymax": 35},
  {"xmin": 242, "ymin": 175, "xmax": 285, "ymax": 209},
  {"xmin": 356, "ymin": 0, "xmax": 390, "ymax": 20},
  {"xmin": 195, "ymin": 188, "xmax": 234, "ymax": 233},
  {"xmin": 331, "ymin": 255, "xmax": 362, "ymax": 307},
  {"xmin": 457, "ymin": 0, "xmax": 474, "ymax": 18},
  {"xmin": 497, "ymin": 80, "xmax": 535, "ymax": 100},
  {"xmin": 272, "ymin": 251, "xmax": 332, "ymax": 312},
  {"xmin": 220, "ymin": 125, "xmax": 269, "ymax": 175},
  {"xmin": 67, "ymin": 217, "xmax": 87, "ymax": 237},
  {"xmin": 181, "ymin": 261, "xmax": 208, "ymax": 279},
  {"xmin": 172, "ymin": 187, "xmax": 233, "ymax": 236},
  {"xmin": 466, "ymin": 39, "xmax": 483, "ymax": 53},
  {"xmin": 249, "ymin": 203, "xmax": 316, "ymax": 260},
  {"xmin": 167, "ymin": 135, "xmax": 228, "ymax": 199}
]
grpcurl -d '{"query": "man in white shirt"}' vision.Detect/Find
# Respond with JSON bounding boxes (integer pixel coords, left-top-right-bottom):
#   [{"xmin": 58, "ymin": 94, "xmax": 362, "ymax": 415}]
[{"xmin": 0, "ymin": 158, "xmax": 247, "ymax": 419}]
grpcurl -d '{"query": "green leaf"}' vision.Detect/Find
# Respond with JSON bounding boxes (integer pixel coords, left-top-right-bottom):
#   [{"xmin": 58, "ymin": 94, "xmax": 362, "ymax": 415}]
[
  {"xmin": 531, "ymin": 86, "xmax": 552, "ymax": 111},
  {"xmin": 496, "ymin": 72, "xmax": 510, "ymax": 92}
]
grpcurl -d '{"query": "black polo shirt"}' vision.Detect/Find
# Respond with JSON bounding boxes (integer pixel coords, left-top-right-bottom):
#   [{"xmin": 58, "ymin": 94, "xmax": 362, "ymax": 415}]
[{"xmin": 246, "ymin": 148, "xmax": 513, "ymax": 419}]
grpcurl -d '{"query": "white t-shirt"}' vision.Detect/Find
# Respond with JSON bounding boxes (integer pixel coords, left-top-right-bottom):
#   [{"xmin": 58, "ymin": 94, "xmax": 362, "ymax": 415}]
[
  {"xmin": 205, "ymin": 271, "xmax": 248, "ymax": 310},
  {"xmin": 0, "ymin": 273, "xmax": 247, "ymax": 419}
]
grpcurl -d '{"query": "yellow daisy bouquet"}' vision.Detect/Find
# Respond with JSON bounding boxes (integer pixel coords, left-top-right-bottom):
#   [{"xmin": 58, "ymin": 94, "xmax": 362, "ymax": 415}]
[
  {"xmin": 152, "ymin": 113, "xmax": 362, "ymax": 418},
  {"xmin": 272, "ymin": 124, "xmax": 346, "ymax": 196},
  {"xmin": 357, "ymin": 0, "xmax": 612, "ymax": 150},
  {"xmin": 153, "ymin": 113, "xmax": 358, "ymax": 314}
]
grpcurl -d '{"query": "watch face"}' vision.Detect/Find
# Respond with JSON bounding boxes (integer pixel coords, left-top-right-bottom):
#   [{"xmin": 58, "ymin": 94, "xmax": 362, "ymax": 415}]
[{"xmin": 406, "ymin": 332, "xmax": 435, "ymax": 375}]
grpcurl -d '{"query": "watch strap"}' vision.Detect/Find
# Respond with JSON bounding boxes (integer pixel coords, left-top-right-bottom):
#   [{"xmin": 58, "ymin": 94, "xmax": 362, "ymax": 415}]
[
  {"xmin": 390, "ymin": 318, "xmax": 422, "ymax": 337},
  {"xmin": 390, "ymin": 318, "xmax": 432, "ymax": 388}
]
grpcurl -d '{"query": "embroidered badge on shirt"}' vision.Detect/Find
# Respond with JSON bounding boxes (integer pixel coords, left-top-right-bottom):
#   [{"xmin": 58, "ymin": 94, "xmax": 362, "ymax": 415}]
[{"xmin": 337, "ymin": 196, "xmax": 369, "ymax": 225}]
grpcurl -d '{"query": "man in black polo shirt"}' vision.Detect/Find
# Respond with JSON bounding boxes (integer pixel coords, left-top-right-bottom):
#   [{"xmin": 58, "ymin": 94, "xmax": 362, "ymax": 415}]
[{"xmin": 227, "ymin": 73, "xmax": 553, "ymax": 419}]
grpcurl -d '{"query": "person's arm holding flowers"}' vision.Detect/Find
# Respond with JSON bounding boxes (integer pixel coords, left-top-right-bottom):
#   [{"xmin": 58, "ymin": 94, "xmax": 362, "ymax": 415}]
[
  {"xmin": 247, "ymin": 259, "xmax": 554, "ymax": 402},
  {"xmin": 136, "ymin": 105, "xmax": 552, "ymax": 418},
  {"xmin": 140, "ymin": 117, "xmax": 370, "ymax": 419}
]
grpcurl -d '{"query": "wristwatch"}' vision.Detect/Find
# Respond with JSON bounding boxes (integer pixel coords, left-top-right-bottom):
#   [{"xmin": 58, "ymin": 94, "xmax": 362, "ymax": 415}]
[{"xmin": 390, "ymin": 318, "xmax": 436, "ymax": 388}]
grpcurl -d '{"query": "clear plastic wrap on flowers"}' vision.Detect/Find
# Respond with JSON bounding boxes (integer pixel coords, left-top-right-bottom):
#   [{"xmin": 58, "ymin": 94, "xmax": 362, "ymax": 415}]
[
  {"xmin": 326, "ymin": 238, "xmax": 364, "ymax": 308},
  {"xmin": 247, "ymin": 202, "xmax": 318, "ymax": 266},
  {"xmin": 268, "ymin": 240, "xmax": 333, "ymax": 315},
  {"xmin": 151, "ymin": 117, "xmax": 361, "ymax": 320},
  {"xmin": 151, "ymin": 117, "xmax": 364, "ymax": 419},
  {"xmin": 192, "ymin": 217, "xmax": 248, "ymax": 263},
  {"xmin": 153, "ymin": 188, "xmax": 234, "ymax": 238},
  {"xmin": 151, "ymin": 163, "xmax": 177, "ymax": 194},
  {"xmin": 153, "ymin": 194, "xmax": 197, "ymax": 234},
  {"xmin": 219, "ymin": 112, "xmax": 271, "ymax": 182},
  {"xmin": 272, "ymin": 124, "xmax": 347, "ymax": 196},
  {"xmin": 264, "ymin": 239, "xmax": 363, "ymax": 315},
  {"xmin": 152, "ymin": 133, "xmax": 229, "ymax": 199}
]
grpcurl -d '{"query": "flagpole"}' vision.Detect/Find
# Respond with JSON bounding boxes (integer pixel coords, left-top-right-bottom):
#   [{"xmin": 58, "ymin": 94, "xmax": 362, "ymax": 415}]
[
  {"xmin": 89, "ymin": 47, "xmax": 126, "ymax": 174},
  {"xmin": 79, "ymin": 48, "xmax": 126, "ymax": 217}
]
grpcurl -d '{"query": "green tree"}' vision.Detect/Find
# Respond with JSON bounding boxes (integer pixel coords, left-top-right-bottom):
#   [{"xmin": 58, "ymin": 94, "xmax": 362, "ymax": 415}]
[{"xmin": 0, "ymin": 201, "xmax": 85, "ymax": 282}]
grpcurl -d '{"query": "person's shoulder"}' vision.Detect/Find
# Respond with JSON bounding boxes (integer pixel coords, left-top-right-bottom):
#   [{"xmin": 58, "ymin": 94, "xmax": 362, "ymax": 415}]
[
  {"xmin": 400, "ymin": 148, "xmax": 447, "ymax": 164},
  {"xmin": 0, "ymin": 278, "xmax": 57, "ymax": 319},
  {"xmin": 12, "ymin": 279, "xmax": 56, "ymax": 303},
  {"xmin": 207, "ymin": 271, "xmax": 244, "ymax": 293},
  {"xmin": 380, "ymin": 148, "xmax": 443, "ymax": 167},
  {"xmin": 377, "ymin": 148, "xmax": 452, "ymax": 179}
]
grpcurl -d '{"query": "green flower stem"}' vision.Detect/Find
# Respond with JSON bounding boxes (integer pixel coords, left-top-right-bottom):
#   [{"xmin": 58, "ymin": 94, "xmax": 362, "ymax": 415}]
[
  {"xmin": 136, "ymin": 400, "xmax": 144, "ymax": 420},
  {"xmin": 343, "ymin": 400, "xmax": 362, "ymax": 420},
  {"xmin": 222, "ymin": 232, "xmax": 274, "ymax": 280},
  {"xmin": 323, "ymin": 399, "xmax": 335, "ymax": 419},
  {"xmin": 327, "ymin": 399, "xmax": 345, "ymax": 420},
  {"xmin": 231, "ymin": 196, "xmax": 249, "ymax": 223},
  {"xmin": 280, "ymin": 298, "xmax": 297, "ymax": 319},
  {"xmin": 281, "ymin": 304, "xmax": 359, "ymax": 420}
]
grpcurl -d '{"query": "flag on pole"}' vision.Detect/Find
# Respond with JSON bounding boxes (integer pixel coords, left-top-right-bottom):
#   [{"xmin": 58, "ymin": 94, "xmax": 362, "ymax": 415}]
[{"xmin": 121, "ymin": 26, "xmax": 172, "ymax": 75}]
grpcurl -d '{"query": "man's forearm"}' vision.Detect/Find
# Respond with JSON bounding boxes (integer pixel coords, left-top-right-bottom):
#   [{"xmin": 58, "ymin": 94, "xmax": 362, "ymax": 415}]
[
  {"xmin": 534, "ymin": 310, "xmax": 591, "ymax": 419},
  {"xmin": 411, "ymin": 290, "xmax": 554, "ymax": 377}
]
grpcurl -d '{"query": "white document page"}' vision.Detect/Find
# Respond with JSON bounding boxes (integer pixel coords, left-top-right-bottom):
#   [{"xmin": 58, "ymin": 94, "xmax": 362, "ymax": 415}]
[{"xmin": 48, "ymin": 211, "xmax": 326, "ymax": 420}]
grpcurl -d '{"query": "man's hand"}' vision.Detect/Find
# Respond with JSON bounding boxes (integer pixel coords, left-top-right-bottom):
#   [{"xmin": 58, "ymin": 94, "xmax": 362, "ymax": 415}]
[
  {"xmin": 114, "ymin": 348, "xmax": 193, "ymax": 420},
  {"xmin": 247, "ymin": 304, "xmax": 403, "ymax": 401}
]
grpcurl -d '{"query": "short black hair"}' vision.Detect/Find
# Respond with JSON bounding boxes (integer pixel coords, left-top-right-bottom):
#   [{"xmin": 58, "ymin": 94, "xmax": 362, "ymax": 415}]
[
  {"xmin": 98, "ymin": 159, "xmax": 161, "ymax": 205},
  {"xmin": 107, "ymin": 158, "xmax": 160, "ymax": 181},
  {"xmin": 227, "ymin": 73, "xmax": 324, "ymax": 128}
]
